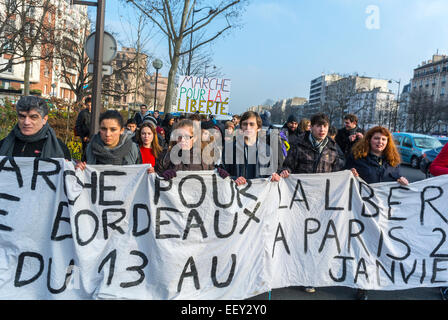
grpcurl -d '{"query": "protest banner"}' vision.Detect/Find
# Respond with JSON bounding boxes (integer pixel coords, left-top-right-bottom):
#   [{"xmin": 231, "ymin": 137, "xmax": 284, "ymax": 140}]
[
  {"xmin": 0, "ymin": 156, "xmax": 447, "ymax": 299},
  {"xmin": 176, "ymin": 76, "xmax": 231, "ymax": 116}
]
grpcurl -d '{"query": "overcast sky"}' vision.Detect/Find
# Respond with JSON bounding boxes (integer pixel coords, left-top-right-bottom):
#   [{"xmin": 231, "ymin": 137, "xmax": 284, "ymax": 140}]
[{"xmin": 95, "ymin": 0, "xmax": 448, "ymax": 114}]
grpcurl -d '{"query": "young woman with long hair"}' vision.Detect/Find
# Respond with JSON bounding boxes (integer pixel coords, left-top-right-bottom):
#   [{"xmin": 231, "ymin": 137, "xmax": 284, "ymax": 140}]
[
  {"xmin": 347, "ymin": 126, "xmax": 408, "ymax": 186},
  {"xmin": 346, "ymin": 126, "xmax": 409, "ymax": 300},
  {"xmin": 136, "ymin": 122, "xmax": 163, "ymax": 173}
]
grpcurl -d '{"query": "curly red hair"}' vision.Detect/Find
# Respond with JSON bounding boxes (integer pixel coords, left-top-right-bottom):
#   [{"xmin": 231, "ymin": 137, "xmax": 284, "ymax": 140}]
[{"xmin": 351, "ymin": 126, "xmax": 401, "ymax": 167}]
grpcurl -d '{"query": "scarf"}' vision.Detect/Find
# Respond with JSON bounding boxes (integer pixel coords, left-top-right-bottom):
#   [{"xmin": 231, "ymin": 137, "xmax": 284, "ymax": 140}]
[
  {"xmin": 309, "ymin": 133, "xmax": 328, "ymax": 154},
  {"xmin": 90, "ymin": 133, "xmax": 133, "ymax": 165},
  {"xmin": 0, "ymin": 123, "xmax": 65, "ymax": 158}
]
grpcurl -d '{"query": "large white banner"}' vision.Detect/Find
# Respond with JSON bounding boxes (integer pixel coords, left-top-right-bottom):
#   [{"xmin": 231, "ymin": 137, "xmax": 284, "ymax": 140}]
[{"xmin": 0, "ymin": 157, "xmax": 447, "ymax": 299}]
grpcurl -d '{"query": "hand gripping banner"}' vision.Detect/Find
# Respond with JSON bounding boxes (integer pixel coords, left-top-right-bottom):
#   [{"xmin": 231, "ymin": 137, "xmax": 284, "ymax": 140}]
[{"xmin": 0, "ymin": 157, "xmax": 447, "ymax": 299}]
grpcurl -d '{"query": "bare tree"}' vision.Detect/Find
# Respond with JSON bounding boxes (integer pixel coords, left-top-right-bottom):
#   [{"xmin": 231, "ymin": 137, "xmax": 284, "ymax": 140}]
[
  {"xmin": 52, "ymin": 19, "xmax": 91, "ymax": 102},
  {"xmin": 126, "ymin": 0, "xmax": 248, "ymax": 113},
  {"xmin": 321, "ymin": 76, "xmax": 371, "ymax": 127},
  {"xmin": 0, "ymin": 0, "xmax": 55, "ymax": 94},
  {"xmin": 177, "ymin": 43, "xmax": 223, "ymax": 78},
  {"xmin": 406, "ymin": 89, "xmax": 447, "ymax": 134}
]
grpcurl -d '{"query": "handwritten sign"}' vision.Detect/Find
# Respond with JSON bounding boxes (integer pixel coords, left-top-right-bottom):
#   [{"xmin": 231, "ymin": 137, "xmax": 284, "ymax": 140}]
[{"xmin": 176, "ymin": 76, "xmax": 231, "ymax": 116}]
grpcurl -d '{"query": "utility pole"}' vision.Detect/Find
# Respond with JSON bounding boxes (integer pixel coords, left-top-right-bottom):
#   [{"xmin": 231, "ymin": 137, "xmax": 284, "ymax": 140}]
[{"xmin": 73, "ymin": 0, "xmax": 105, "ymax": 137}]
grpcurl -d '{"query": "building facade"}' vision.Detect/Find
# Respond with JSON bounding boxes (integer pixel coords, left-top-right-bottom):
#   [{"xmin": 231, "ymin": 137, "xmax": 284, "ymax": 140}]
[
  {"xmin": 307, "ymin": 73, "xmax": 343, "ymax": 116},
  {"xmin": 145, "ymin": 72, "xmax": 168, "ymax": 111},
  {"xmin": 0, "ymin": 0, "xmax": 90, "ymax": 102},
  {"xmin": 306, "ymin": 73, "xmax": 396, "ymax": 129},
  {"xmin": 105, "ymin": 47, "xmax": 148, "ymax": 110},
  {"xmin": 410, "ymin": 54, "xmax": 448, "ymax": 101}
]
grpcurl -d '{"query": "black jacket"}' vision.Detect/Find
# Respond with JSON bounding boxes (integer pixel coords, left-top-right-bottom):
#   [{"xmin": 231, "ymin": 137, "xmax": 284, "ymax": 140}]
[
  {"xmin": 75, "ymin": 108, "xmax": 91, "ymax": 139},
  {"xmin": 224, "ymin": 138, "xmax": 273, "ymax": 180},
  {"xmin": 345, "ymin": 153, "xmax": 401, "ymax": 184},
  {"xmin": 281, "ymin": 124, "xmax": 301, "ymax": 148},
  {"xmin": 134, "ymin": 112, "xmax": 145, "ymax": 127},
  {"xmin": 0, "ymin": 137, "xmax": 71, "ymax": 160},
  {"xmin": 335, "ymin": 126, "xmax": 364, "ymax": 155}
]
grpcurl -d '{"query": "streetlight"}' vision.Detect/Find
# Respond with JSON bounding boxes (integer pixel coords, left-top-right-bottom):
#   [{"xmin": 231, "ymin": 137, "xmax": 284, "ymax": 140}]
[
  {"xmin": 152, "ymin": 58, "xmax": 163, "ymax": 110},
  {"xmin": 389, "ymin": 79, "xmax": 401, "ymax": 132},
  {"xmin": 51, "ymin": 83, "xmax": 56, "ymax": 97}
]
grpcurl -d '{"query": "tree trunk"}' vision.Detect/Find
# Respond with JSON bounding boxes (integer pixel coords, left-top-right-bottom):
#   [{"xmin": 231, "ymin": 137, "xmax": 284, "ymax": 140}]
[
  {"xmin": 23, "ymin": 56, "xmax": 31, "ymax": 96},
  {"xmin": 164, "ymin": 39, "xmax": 183, "ymax": 114}
]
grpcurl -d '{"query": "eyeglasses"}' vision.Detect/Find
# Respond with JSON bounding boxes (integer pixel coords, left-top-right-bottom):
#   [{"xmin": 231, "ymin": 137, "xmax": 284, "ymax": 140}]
[{"xmin": 177, "ymin": 135, "xmax": 194, "ymax": 141}]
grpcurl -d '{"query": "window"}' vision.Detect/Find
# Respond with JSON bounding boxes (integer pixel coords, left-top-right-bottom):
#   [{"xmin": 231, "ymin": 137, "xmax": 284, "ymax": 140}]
[
  {"xmin": 25, "ymin": 5, "xmax": 36, "ymax": 18},
  {"xmin": 402, "ymin": 137, "xmax": 413, "ymax": 148},
  {"xmin": 4, "ymin": 40, "xmax": 14, "ymax": 52},
  {"xmin": 6, "ymin": 60, "xmax": 13, "ymax": 73},
  {"xmin": 393, "ymin": 135, "xmax": 402, "ymax": 145}
]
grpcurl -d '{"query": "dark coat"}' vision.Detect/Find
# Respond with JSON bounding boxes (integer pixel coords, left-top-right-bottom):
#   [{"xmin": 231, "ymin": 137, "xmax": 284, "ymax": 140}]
[
  {"xmin": 281, "ymin": 132, "xmax": 345, "ymax": 174},
  {"xmin": 0, "ymin": 137, "xmax": 71, "ymax": 160},
  {"xmin": 281, "ymin": 125, "xmax": 301, "ymax": 148},
  {"xmin": 75, "ymin": 108, "xmax": 91, "ymax": 139},
  {"xmin": 224, "ymin": 138, "xmax": 273, "ymax": 180},
  {"xmin": 335, "ymin": 126, "xmax": 365, "ymax": 155},
  {"xmin": 345, "ymin": 153, "xmax": 401, "ymax": 184},
  {"xmin": 134, "ymin": 112, "xmax": 145, "ymax": 127}
]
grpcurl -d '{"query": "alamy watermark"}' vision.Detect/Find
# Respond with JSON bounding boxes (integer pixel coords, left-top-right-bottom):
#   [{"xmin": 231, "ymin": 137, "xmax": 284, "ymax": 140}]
[{"xmin": 365, "ymin": 5, "xmax": 380, "ymax": 30}]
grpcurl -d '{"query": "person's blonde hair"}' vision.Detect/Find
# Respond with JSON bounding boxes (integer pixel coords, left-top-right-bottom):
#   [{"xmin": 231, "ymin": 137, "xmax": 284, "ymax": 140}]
[{"xmin": 299, "ymin": 118, "xmax": 310, "ymax": 132}]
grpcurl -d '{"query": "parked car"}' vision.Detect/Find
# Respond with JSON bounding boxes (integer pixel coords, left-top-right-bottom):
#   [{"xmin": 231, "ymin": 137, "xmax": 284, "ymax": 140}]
[
  {"xmin": 393, "ymin": 132, "xmax": 443, "ymax": 168},
  {"xmin": 419, "ymin": 146, "xmax": 444, "ymax": 177},
  {"xmin": 436, "ymin": 136, "xmax": 448, "ymax": 145}
]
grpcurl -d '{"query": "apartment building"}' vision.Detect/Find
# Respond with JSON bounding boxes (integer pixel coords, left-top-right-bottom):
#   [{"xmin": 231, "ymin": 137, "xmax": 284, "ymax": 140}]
[
  {"xmin": 411, "ymin": 54, "xmax": 448, "ymax": 101},
  {"xmin": 307, "ymin": 73, "xmax": 343, "ymax": 115},
  {"xmin": 104, "ymin": 47, "xmax": 149, "ymax": 110},
  {"xmin": 0, "ymin": 0, "xmax": 90, "ymax": 102}
]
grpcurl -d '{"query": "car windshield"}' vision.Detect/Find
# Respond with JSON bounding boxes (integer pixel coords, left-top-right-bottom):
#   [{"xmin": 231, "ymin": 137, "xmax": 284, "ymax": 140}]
[{"xmin": 414, "ymin": 137, "xmax": 443, "ymax": 149}]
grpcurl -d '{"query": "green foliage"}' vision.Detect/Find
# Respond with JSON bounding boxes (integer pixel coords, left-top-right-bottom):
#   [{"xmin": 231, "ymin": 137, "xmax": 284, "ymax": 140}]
[
  {"xmin": 0, "ymin": 98, "xmax": 17, "ymax": 140},
  {"xmin": 66, "ymin": 139, "xmax": 83, "ymax": 161}
]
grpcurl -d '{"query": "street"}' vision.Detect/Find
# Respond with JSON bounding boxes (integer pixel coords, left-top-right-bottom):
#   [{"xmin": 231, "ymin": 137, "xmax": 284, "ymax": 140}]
[{"xmin": 249, "ymin": 165, "xmax": 443, "ymax": 301}]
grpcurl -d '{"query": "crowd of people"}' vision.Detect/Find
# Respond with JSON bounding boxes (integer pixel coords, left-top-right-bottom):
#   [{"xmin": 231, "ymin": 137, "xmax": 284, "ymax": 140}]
[{"xmin": 1, "ymin": 95, "xmax": 447, "ymax": 300}]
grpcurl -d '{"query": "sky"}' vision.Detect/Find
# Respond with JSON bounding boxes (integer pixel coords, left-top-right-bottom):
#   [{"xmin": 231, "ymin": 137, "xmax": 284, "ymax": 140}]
[{"xmin": 92, "ymin": 0, "xmax": 448, "ymax": 114}]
